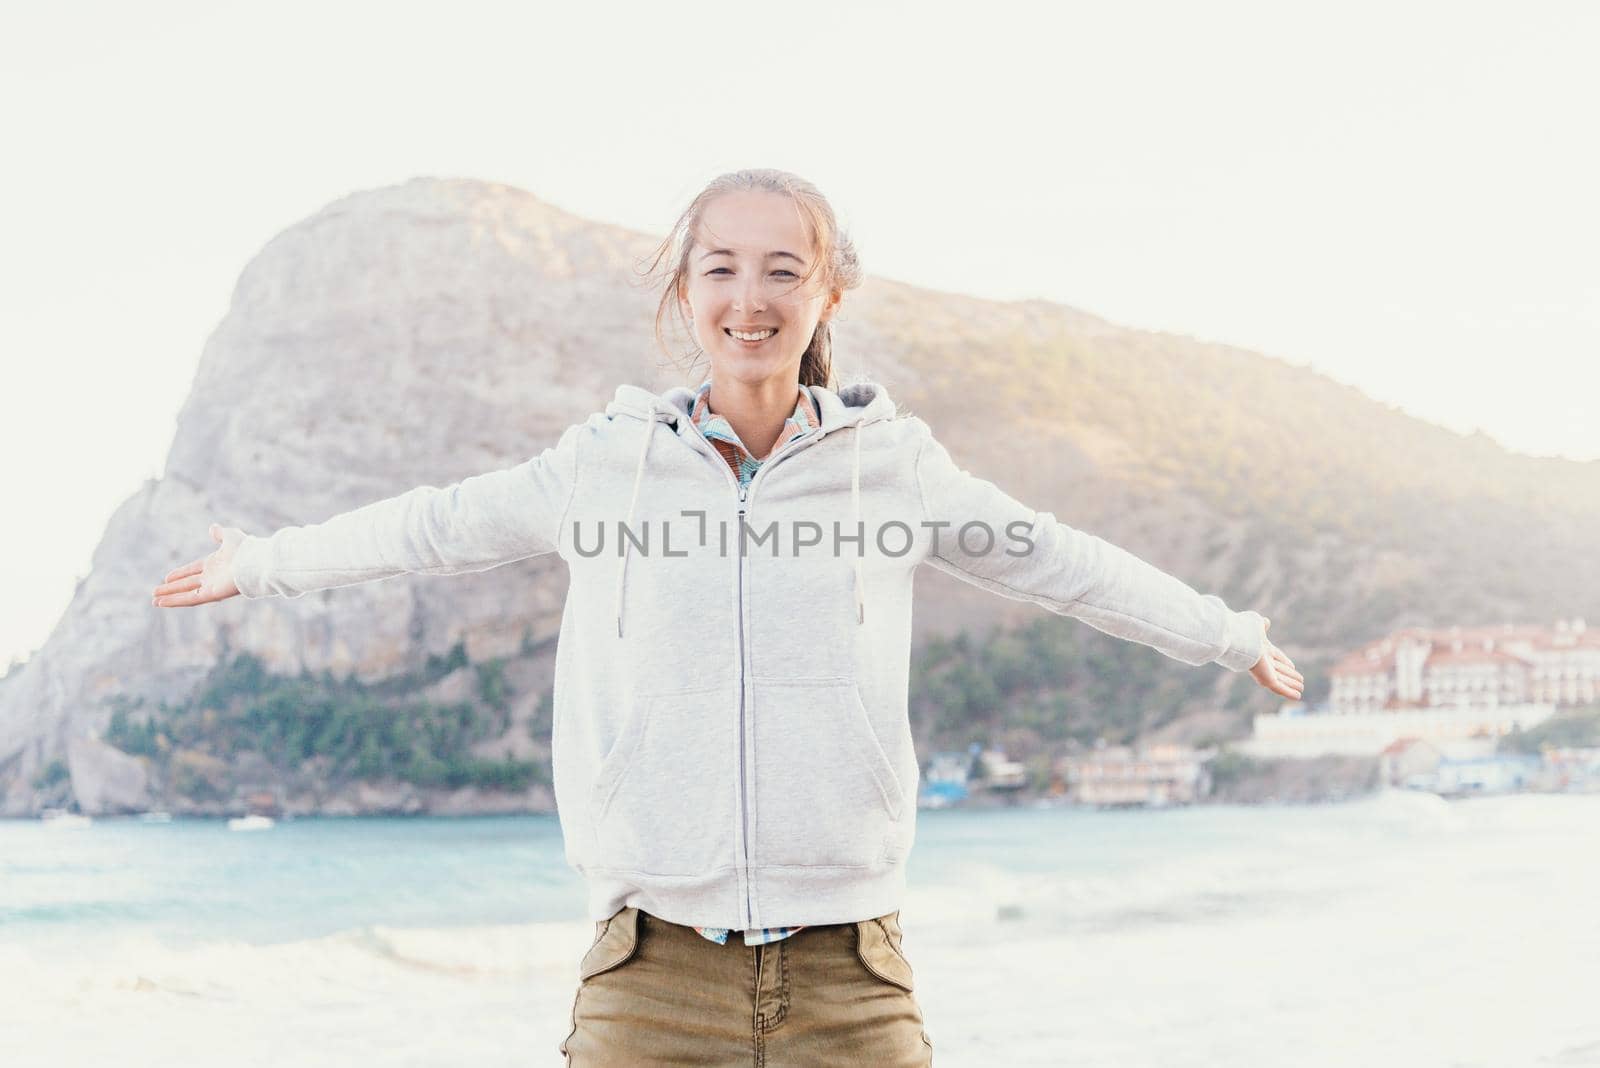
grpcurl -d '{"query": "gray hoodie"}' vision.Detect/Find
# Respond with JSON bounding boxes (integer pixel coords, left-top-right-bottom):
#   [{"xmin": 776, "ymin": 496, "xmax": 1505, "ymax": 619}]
[{"xmin": 231, "ymin": 380, "xmax": 1265, "ymax": 930}]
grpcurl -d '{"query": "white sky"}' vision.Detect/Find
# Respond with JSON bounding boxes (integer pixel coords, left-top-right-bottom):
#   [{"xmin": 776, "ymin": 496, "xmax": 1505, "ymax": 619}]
[{"xmin": 2, "ymin": 0, "xmax": 1596, "ymax": 673}]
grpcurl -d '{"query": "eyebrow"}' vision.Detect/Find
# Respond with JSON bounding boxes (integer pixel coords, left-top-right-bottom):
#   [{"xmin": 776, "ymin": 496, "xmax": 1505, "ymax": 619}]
[{"xmin": 698, "ymin": 248, "xmax": 807, "ymax": 265}]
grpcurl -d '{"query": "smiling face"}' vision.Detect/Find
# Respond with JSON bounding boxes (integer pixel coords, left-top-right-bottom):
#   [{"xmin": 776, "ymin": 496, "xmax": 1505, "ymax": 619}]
[{"xmin": 678, "ymin": 189, "xmax": 841, "ymax": 390}]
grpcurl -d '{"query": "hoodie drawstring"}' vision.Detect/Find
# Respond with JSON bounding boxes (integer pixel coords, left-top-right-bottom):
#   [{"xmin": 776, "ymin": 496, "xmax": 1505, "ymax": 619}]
[{"xmin": 615, "ymin": 415, "xmax": 659, "ymax": 638}]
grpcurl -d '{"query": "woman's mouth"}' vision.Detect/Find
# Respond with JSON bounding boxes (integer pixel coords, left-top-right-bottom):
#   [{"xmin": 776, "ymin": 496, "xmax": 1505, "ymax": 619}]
[{"xmin": 725, "ymin": 327, "xmax": 778, "ymax": 346}]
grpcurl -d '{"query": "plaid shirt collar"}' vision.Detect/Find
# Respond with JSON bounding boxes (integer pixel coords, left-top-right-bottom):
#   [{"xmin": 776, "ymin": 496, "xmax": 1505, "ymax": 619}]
[{"xmin": 689, "ymin": 380, "xmax": 821, "ymax": 483}]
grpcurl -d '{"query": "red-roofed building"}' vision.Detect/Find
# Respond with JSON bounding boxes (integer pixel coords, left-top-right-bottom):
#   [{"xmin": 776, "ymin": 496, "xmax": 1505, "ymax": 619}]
[
  {"xmin": 1328, "ymin": 618, "xmax": 1597, "ymax": 714},
  {"xmin": 1240, "ymin": 618, "xmax": 1592, "ymax": 758}
]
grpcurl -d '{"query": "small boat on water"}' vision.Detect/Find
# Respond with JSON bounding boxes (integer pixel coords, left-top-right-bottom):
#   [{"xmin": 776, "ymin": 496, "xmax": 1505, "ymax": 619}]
[
  {"xmin": 40, "ymin": 808, "xmax": 93, "ymax": 828},
  {"xmin": 918, "ymin": 746, "xmax": 978, "ymax": 809},
  {"xmin": 139, "ymin": 811, "xmax": 173, "ymax": 823},
  {"xmin": 227, "ymin": 814, "xmax": 276, "ymax": 831}
]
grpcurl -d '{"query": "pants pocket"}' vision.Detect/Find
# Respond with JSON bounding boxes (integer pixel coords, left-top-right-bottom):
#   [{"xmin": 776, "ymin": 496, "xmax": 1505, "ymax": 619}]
[
  {"xmin": 589, "ymin": 683, "xmax": 736, "ymax": 875},
  {"xmin": 579, "ymin": 906, "xmax": 641, "ymax": 981},
  {"xmin": 854, "ymin": 911, "xmax": 915, "ymax": 993},
  {"xmin": 561, "ymin": 908, "xmax": 643, "ymax": 1062},
  {"xmin": 752, "ymin": 676, "xmax": 904, "ymax": 867}
]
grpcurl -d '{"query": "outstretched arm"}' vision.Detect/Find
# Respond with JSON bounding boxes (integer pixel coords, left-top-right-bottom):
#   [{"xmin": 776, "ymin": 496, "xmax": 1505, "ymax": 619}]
[
  {"xmin": 913, "ymin": 419, "xmax": 1302, "ymax": 698},
  {"xmin": 154, "ymin": 420, "xmax": 586, "ymax": 605}
]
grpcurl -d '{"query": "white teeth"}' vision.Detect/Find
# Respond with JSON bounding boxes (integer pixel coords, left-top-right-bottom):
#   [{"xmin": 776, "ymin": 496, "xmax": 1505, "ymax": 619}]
[{"xmin": 728, "ymin": 328, "xmax": 776, "ymax": 341}]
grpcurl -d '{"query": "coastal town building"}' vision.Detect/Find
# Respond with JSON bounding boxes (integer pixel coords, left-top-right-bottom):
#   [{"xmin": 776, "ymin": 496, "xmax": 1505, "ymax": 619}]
[
  {"xmin": 1539, "ymin": 747, "xmax": 1600, "ymax": 792},
  {"xmin": 975, "ymin": 747, "xmax": 1029, "ymax": 792},
  {"xmin": 1241, "ymin": 703, "xmax": 1552, "ymax": 757},
  {"xmin": 1058, "ymin": 744, "xmax": 1211, "ymax": 807},
  {"xmin": 1378, "ymin": 737, "xmax": 1443, "ymax": 787},
  {"xmin": 1430, "ymin": 753, "xmax": 1542, "ymax": 795},
  {"xmin": 917, "ymin": 747, "xmax": 977, "ymax": 809},
  {"xmin": 916, "ymin": 744, "xmax": 1028, "ymax": 808}
]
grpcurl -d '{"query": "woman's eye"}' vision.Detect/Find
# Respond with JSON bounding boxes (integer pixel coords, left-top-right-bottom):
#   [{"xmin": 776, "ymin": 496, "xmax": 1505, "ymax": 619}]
[{"xmin": 706, "ymin": 268, "xmax": 798, "ymax": 278}]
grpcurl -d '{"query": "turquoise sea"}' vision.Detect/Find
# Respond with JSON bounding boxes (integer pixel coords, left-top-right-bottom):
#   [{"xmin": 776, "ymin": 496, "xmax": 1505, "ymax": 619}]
[{"xmin": 3, "ymin": 791, "xmax": 1597, "ymax": 1066}]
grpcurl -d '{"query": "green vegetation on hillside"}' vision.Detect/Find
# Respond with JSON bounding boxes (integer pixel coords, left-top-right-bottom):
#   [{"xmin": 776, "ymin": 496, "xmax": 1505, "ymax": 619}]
[
  {"xmin": 105, "ymin": 642, "xmax": 543, "ymax": 797},
  {"xmin": 31, "ymin": 759, "xmax": 69, "ymax": 790},
  {"xmin": 910, "ymin": 614, "xmax": 1251, "ymax": 753},
  {"xmin": 1205, "ymin": 750, "xmax": 1262, "ymax": 789},
  {"xmin": 1499, "ymin": 707, "xmax": 1600, "ymax": 754}
]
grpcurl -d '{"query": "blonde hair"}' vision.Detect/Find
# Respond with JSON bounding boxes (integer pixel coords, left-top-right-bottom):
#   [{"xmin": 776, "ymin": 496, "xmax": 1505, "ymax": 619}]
[{"xmin": 641, "ymin": 169, "xmax": 862, "ymax": 391}]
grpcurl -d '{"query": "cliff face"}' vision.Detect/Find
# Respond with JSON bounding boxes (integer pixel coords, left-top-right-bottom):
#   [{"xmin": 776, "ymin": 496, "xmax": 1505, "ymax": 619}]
[{"xmin": 3, "ymin": 176, "xmax": 1596, "ymax": 816}]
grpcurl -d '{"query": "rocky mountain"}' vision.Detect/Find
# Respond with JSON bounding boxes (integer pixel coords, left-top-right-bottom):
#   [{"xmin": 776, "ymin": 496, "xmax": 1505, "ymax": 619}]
[{"xmin": 3, "ymin": 176, "xmax": 1596, "ymax": 816}]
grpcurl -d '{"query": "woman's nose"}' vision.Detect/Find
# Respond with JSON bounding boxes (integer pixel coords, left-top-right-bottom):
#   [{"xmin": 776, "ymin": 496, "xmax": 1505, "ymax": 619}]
[{"xmin": 734, "ymin": 279, "xmax": 766, "ymax": 313}]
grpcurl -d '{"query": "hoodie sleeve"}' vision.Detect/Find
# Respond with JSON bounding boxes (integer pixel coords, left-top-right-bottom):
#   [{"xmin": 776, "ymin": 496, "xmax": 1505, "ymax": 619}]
[
  {"xmin": 911, "ymin": 419, "xmax": 1265, "ymax": 672},
  {"xmin": 229, "ymin": 420, "xmax": 585, "ymax": 600}
]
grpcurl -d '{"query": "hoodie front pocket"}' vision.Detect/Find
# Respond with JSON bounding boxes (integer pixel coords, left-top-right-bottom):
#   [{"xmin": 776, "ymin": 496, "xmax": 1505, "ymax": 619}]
[
  {"xmin": 751, "ymin": 677, "xmax": 905, "ymax": 868},
  {"xmin": 589, "ymin": 683, "xmax": 736, "ymax": 876}
]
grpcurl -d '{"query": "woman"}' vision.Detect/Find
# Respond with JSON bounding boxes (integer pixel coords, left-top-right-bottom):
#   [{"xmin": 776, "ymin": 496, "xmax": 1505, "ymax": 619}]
[{"xmin": 153, "ymin": 169, "xmax": 1304, "ymax": 1065}]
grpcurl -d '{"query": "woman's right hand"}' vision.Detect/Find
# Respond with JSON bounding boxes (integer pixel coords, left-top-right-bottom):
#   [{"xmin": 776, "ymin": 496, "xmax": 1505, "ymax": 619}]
[
  {"xmin": 153, "ymin": 523, "xmax": 246, "ymax": 607},
  {"xmin": 1248, "ymin": 617, "xmax": 1304, "ymax": 701}
]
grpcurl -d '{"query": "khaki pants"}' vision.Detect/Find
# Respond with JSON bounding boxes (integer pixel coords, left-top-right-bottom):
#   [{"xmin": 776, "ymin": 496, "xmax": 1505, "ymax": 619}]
[{"xmin": 560, "ymin": 907, "xmax": 935, "ymax": 1066}]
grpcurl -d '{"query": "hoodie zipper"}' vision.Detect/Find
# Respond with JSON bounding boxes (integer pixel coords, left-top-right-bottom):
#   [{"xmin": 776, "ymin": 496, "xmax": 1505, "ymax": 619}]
[
  {"xmin": 735, "ymin": 480, "xmax": 752, "ymax": 928},
  {"xmin": 676, "ymin": 417, "xmax": 827, "ymax": 931},
  {"xmin": 734, "ymin": 432, "xmax": 830, "ymax": 929}
]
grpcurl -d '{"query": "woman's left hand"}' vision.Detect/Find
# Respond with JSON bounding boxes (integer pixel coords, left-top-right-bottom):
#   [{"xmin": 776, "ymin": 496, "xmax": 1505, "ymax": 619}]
[{"xmin": 1250, "ymin": 617, "xmax": 1304, "ymax": 700}]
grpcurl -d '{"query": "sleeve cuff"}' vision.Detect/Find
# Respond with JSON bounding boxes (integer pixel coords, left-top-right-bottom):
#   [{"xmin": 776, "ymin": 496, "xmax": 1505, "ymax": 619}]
[
  {"xmin": 229, "ymin": 534, "xmax": 268, "ymax": 599},
  {"xmin": 1216, "ymin": 609, "xmax": 1266, "ymax": 672}
]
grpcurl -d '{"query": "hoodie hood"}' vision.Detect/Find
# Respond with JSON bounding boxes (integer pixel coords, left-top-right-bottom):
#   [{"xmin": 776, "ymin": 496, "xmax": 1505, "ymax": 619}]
[
  {"xmin": 603, "ymin": 380, "xmax": 899, "ymax": 433},
  {"xmin": 602, "ymin": 381, "xmax": 900, "ymax": 637}
]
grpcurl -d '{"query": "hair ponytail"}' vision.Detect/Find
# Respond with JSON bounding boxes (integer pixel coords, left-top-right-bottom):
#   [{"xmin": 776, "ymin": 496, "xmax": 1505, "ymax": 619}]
[{"xmin": 799, "ymin": 320, "xmax": 836, "ymax": 391}]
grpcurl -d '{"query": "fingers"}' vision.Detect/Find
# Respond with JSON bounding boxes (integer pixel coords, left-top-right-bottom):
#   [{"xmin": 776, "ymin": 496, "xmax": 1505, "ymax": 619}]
[
  {"xmin": 152, "ymin": 575, "xmax": 203, "ymax": 605},
  {"xmin": 1253, "ymin": 662, "xmax": 1303, "ymax": 698},
  {"xmin": 153, "ymin": 574, "xmax": 201, "ymax": 597},
  {"xmin": 1269, "ymin": 644, "xmax": 1302, "ymax": 676},
  {"xmin": 162, "ymin": 558, "xmax": 204, "ymax": 583},
  {"xmin": 1266, "ymin": 674, "xmax": 1303, "ymax": 700},
  {"xmin": 1257, "ymin": 655, "xmax": 1305, "ymax": 699},
  {"xmin": 155, "ymin": 533, "xmax": 233, "ymax": 607}
]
